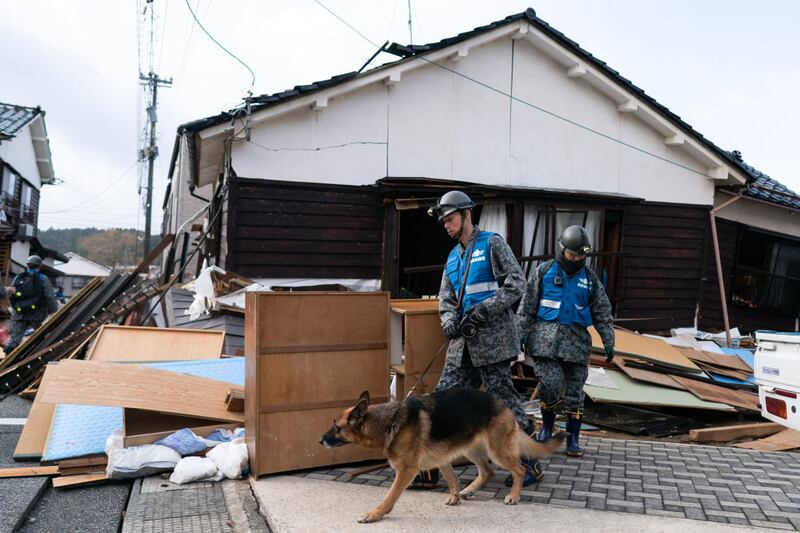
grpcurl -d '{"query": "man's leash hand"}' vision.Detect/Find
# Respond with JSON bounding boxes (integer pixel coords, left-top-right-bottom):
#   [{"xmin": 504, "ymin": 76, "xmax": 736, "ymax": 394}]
[{"xmin": 443, "ymin": 320, "xmax": 460, "ymax": 339}]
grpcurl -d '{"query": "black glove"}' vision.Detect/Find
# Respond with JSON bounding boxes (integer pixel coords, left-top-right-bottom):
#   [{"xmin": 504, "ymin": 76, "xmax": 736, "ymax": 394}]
[
  {"xmin": 604, "ymin": 345, "xmax": 615, "ymax": 363},
  {"xmin": 443, "ymin": 319, "xmax": 460, "ymax": 339},
  {"xmin": 460, "ymin": 303, "xmax": 489, "ymax": 339}
]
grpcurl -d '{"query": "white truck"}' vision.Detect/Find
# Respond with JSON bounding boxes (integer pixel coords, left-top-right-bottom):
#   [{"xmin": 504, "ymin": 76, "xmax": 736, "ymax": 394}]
[{"xmin": 755, "ymin": 331, "xmax": 800, "ymax": 430}]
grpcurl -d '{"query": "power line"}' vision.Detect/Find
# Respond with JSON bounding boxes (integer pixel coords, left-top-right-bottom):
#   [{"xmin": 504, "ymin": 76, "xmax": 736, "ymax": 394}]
[
  {"xmin": 40, "ymin": 162, "xmax": 139, "ymax": 214},
  {"xmin": 247, "ymin": 140, "xmax": 387, "ymax": 153},
  {"xmin": 310, "ymin": 3, "xmax": 716, "ymax": 180},
  {"xmin": 185, "ymin": 0, "xmax": 255, "ymax": 90}
]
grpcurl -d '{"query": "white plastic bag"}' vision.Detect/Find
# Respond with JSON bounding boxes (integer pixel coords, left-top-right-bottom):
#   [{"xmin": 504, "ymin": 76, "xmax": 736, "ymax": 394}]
[
  {"xmin": 206, "ymin": 438, "xmax": 249, "ymax": 479},
  {"xmin": 107, "ymin": 444, "xmax": 182, "ymax": 480},
  {"xmin": 169, "ymin": 456, "xmax": 219, "ymax": 484}
]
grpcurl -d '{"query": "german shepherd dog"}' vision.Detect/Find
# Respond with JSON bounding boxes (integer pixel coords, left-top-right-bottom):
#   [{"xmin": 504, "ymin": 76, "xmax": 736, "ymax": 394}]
[{"xmin": 320, "ymin": 388, "xmax": 565, "ymax": 523}]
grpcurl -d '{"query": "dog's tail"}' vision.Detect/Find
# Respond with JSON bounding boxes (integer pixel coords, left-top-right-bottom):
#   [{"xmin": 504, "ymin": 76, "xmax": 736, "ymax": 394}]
[{"xmin": 517, "ymin": 430, "xmax": 566, "ymax": 459}]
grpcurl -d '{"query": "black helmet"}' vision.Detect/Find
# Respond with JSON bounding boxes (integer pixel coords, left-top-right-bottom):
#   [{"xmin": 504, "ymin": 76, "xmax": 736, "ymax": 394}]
[
  {"xmin": 26, "ymin": 255, "xmax": 43, "ymax": 267},
  {"xmin": 558, "ymin": 226, "xmax": 592, "ymax": 255},
  {"xmin": 427, "ymin": 191, "xmax": 475, "ymax": 222}
]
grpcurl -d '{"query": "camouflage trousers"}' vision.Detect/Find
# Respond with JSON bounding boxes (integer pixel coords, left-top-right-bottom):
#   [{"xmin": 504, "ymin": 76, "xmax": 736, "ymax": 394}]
[
  {"xmin": 435, "ymin": 346, "xmax": 529, "ymax": 429},
  {"xmin": 533, "ymin": 357, "xmax": 589, "ymax": 412},
  {"xmin": 4, "ymin": 318, "xmax": 41, "ymax": 354}
]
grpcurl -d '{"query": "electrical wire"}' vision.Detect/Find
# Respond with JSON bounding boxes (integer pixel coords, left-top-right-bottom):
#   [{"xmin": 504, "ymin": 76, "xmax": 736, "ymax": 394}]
[
  {"xmin": 185, "ymin": 0, "xmax": 255, "ymax": 90},
  {"xmin": 312, "ymin": 0, "xmax": 379, "ymax": 47},
  {"xmin": 39, "ymin": 161, "xmax": 139, "ymax": 214},
  {"xmin": 247, "ymin": 140, "xmax": 387, "ymax": 153},
  {"xmin": 310, "ymin": 2, "xmax": 717, "ymax": 180}
]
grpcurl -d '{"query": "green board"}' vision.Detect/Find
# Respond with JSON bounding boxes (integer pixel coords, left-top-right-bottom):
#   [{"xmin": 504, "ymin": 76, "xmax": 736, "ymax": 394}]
[{"xmin": 584, "ymin": 369, "xmax": 735, "ymax": 412}]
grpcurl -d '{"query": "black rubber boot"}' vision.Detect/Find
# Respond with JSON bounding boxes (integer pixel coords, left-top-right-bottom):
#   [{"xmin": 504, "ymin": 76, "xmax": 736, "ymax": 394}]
[
  {"xmin": 537, "ymin": 408, "xmax": 556, "ymax": 442},
  {"xmin": 566, "ymin": 414, "xmax": 584, "ymax": 457}
]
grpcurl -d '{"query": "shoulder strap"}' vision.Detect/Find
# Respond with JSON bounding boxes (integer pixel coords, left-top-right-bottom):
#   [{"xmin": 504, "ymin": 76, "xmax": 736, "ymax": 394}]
[
  {"xmin": 536, "ymin": 259, "xmax": 555, "ymax": 308},
  {"xmin": 455, "ymin": 229, "xmax": 481, "ymax": 313}
]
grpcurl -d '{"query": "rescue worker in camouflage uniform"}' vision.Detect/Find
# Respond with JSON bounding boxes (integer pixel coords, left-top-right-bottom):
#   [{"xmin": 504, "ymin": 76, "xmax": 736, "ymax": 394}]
[
  {"xmin": 3, "ymin": 255, "xmax": 58, "ymax": 354},
  {"xmin": 429, "ymin": 190, "xmax": 543, "ymax": 486},
  {"xmin": 517, "ymin": 225, "xmax": 615, "ymax": 457}
]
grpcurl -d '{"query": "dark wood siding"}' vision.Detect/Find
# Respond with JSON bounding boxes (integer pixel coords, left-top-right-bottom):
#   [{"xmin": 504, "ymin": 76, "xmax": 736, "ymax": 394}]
[
  {"xmin": 615, "ymin": 203, "xmax": 708, "ymax": 332},
  {"xmin": 699, "ymin": 218, "xmax": 797, "ymax": 333},
  {"xmin": 226, "ymin": 177, "xmax": 383, "ymax": 279}
]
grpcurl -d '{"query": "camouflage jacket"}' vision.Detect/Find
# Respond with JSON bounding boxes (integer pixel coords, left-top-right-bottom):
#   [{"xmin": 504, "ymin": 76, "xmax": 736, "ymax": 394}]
[
  {"xmin": 439, "ymin": 229, "xmax": 525, "ymax": 367},
  {"xmin": 517, "ymin": 262, "xmax": 614, "ymax": 364}
]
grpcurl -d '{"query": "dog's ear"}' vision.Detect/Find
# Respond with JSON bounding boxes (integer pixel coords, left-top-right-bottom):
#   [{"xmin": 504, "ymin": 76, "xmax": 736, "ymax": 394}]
[{"xmin": 348, "ymin": 394, "xmax": 369, "ymax": 426}]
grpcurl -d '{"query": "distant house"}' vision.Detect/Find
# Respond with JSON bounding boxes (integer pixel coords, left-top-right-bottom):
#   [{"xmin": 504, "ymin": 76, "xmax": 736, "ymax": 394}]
[
  {"xmin": 161, "ymin": 8, "xmax": 800, "ymax": 334},
  {"xmin": 53, "ymin": 252, "xmax": 111, "ymax": 298},
  {"xmin": 0, "ymin": 102, "xmax": 67, "ymax": 281}
]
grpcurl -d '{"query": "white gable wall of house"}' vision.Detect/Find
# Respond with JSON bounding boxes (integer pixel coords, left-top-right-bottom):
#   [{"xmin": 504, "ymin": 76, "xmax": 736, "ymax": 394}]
[
  {"xmin": 220, "ymin": 22, "xmax": 737, "ymax": 207},
  {"xmin": 0, "ymin": 119, "xmax": 43, "ymax": 190}
]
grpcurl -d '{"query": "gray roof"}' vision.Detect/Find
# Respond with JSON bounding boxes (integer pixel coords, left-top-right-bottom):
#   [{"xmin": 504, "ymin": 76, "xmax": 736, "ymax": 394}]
[
  {"xmin": 0, "ymin": 102, "xmax": 41, "ymax": 140},
  {"xmin": 730, "ymin": 152, "xmax": 800, "ymax": 210}
]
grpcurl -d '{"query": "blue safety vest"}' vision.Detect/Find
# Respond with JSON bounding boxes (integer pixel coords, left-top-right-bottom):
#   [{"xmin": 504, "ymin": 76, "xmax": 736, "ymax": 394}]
[
  {"xmin": 446, "ymin": 231, "xmax": 498, "ymax": 313},
  {"xmin": 536, "ymin": 261, "xmax": 593, "ymax": 327}
]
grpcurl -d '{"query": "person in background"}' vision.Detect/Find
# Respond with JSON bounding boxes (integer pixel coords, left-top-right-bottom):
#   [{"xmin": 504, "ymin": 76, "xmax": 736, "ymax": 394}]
[{"xmin": 3, "ymin": 255, "xmax": 58, "ymax": 353}]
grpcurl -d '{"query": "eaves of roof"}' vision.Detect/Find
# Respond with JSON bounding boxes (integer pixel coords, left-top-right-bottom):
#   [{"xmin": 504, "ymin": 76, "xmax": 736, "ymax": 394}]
[{"xmin": 176, "ymin": 7, "xmax": 797, "ymax": 208}]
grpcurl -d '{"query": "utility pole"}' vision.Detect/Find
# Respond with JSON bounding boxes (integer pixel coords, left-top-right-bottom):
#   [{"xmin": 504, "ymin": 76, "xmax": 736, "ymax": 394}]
[{"xmin": 138, "ymin": 70, "xmax": 171, "ymax": 257}]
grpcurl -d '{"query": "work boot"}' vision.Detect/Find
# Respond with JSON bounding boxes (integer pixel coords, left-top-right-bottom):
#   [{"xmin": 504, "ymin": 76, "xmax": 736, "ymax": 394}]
[
  {"xmin": 504, "ymin": 423, "xmax": 543, "ymax": 487},
  {"xmin": 537, "ymin": 408, "xmax": 556, "ymax": 442},
  {"xmin": 566, "ymin": 413, "xmax": 584, "ymax": 457}
]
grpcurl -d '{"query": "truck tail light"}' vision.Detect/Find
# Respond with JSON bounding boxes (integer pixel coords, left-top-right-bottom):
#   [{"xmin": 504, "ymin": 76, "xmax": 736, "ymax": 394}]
[
  {"xmin": 775, "ymin": 389, "xmax": 797, "ymax": 399},
  {"xmin": 766, "ymin": 396, "xmax": 788, "ymax": 419}
]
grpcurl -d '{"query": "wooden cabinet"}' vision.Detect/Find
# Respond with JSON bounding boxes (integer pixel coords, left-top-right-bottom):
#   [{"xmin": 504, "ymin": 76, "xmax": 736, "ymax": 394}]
[
  {"xmin": 389, "ymin": 299, "xmax": 447, "ymax": 399},
  {"xmin": 245, "ymin": 292, "xmax": 389, "ymax": 477}
]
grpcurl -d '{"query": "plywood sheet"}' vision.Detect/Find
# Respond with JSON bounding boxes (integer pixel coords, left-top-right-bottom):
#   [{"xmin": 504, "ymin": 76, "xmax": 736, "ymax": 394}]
[
  {"xmin": 40, "ymin": 360, "xmax": 243, "ymax": 423},
  {"xmin": 689, "ymin": 422, "xmax": 782, "ymax": 443},
  {"xmin": 86, "ymin": 325, "xmax": 224, "ymax": 362},
  {"xmin": 390, "ymin": 299, "xmax": 440, "ymax": 314},
  {"xmin": 590, "ymin": 327, "xmax": 700, "ymax": 372},
  {"xmin": 678, "ymin": 347, "xmax": 752, "ymax": 373},
  {"xmin": 733, "ymin": 429, "xmax": 800, "ymax": 451},
  {"xmin": 14, "ymin": 364, "xmax": 57, "ymax": 460},
  {"xmin": 52, "ymin": 473, "xmax": 107, "ymax": 489},
  {"xmin": 584, "ymin": 369, "xmax": 734, "ymax": 411},
  {"xmin": 613, "ymin": 359, "xmax": 685, "ymax": 391},
  {"xmin": 671, "ymin": 376, "xmax": 759, "ymax": 412}
]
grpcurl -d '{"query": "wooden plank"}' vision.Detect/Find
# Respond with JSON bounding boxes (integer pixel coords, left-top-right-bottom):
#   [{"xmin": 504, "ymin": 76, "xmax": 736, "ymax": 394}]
[
  {"xmin": 52, "ymin": 473, "xmax": 108, "ymax": 489},
  {"xmin": 678, "ymin": 348, "xmax": 752, "ymax": 373},
  {"xmin": 85, "ymin": 325, "xmax": 224, "ymax": 362},
  {"xmin": 689, "ymin": 423, "xmax": 783, "ymax": 443},
  {"xmin": 56, "ymin": 455, "xmax": 107, "ymax": 469},
  {"xmin": 0, "ymin": 466, "xmax": 59, "ymax": 478},
  {"xmin": 613, "ymin": 358, "xmax": 686, "ymax": 390},
  {"xmin": 671, "ymin": 376, "xmax": 759, "ymax": 411},
  {"xmin": 226, "ymin": 389, "xmax": 245, "ymax": 412},
  {"xmin": 14, "ymin": 364, "xmax": 57, "ymax": 460},
  {"xmin": 40, "ymin": 360, "xmax": 244, "ymax": 423},
  {"xmin": 590, "ymin": 327, "xmax": 701, "ymax": 372},
  {"xmin": 732, "ymin": 430, "xmax": 800, "ymax": 451}
]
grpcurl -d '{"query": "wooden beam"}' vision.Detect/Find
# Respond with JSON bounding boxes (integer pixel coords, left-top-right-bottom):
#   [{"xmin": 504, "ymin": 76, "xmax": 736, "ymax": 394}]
[
  {"xmin": 384, "ymin": 71, "xmax": 402, "ymax": 86},
  {"xmin": 617, "ymin": 100, "xmax": 638, "ymax": 113},
  {"xmin": 0, "ymin": 466, "xmax": 59, "ymax": 478},
  {"xmin": 451, "ymin": 45, "xmax": 469, "ymax": 62},
  {"xmin": 689, "ymin": 422, "xmax": 783, "ymax": 443},
  {"xmin": 665, "ymin": 134, "xmax": 686, "ymax": 146},
  {"xmin": 39, "ymin": 360, "xmax": 244, "ymax": 423},
  {"xmin": 226, "ymin": 388, "xmax": 245, "ymax": 412},
  {"xmin": 52, "ymin": 473, "xmax": 108, "ymax": 489},
  {"xmin": 566, "ymin": 64, "xmax": 586, "ymax": 78}
]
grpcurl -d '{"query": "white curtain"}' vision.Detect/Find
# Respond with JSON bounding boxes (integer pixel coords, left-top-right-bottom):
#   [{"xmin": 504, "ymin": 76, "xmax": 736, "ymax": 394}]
[
  {"xmin": 478, "ymin": 202, "xmax": 507, "ymax": 239},
  {"xmin": 522, "ymin": 206, "xmax": 602, "ymax": 278}
]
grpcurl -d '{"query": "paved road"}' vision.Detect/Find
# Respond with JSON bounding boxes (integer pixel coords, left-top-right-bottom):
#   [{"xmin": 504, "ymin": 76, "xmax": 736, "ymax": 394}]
[
  {"xmin": 0, "ymin": 394, "xmax": 132, "ymax": 533},
  {"xmin": 292, "ymin": 436, "xmax": 800, "ymax": 531}
]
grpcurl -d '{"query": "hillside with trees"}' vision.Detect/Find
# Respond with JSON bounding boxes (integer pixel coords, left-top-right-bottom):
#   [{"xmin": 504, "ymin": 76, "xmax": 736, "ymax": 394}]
[{"xmin": 38, "ymin": 228, "xmax": 158, "ymax": 268}]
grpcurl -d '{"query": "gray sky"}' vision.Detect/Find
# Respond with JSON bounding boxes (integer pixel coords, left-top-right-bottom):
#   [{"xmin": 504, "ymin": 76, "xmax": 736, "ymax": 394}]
[{"xmin": 2, "ymin": 0, "xmax": 799, "ymax": 230}]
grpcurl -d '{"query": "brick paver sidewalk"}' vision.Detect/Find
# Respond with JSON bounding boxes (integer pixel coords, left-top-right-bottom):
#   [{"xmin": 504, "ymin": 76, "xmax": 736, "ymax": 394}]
[{"xmin": 296, "ymin": 437, "xmax": 800, "ymax": 531}]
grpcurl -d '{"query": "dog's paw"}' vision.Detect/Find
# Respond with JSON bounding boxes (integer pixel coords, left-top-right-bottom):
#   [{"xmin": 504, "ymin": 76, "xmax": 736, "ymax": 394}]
[
  {"xmin": 503, "ymin": 494, "xmax": 519, "ymax": 505},
  {"xmin": 459, "ymin": 488, "xmax": 475, "ymax": 499},
  {"xmin": 444, "ymin": 494, "xmax": 460, "ymax": 506},
  {"xmin": 357, "ymin": 511, "xmax": 384, "ymax": 523}
]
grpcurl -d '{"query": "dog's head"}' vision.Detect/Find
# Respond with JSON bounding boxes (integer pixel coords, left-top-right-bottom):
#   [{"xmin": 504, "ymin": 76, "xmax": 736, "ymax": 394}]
[{"xmin": 319, "ymin": 390, "xmax": 370, "ymax": 449}]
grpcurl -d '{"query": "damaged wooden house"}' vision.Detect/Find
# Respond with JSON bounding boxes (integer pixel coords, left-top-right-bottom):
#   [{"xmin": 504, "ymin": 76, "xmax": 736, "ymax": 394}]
[{"xmin": 160, "ymin": 8, "xmax": 800, "ymax": 335}]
